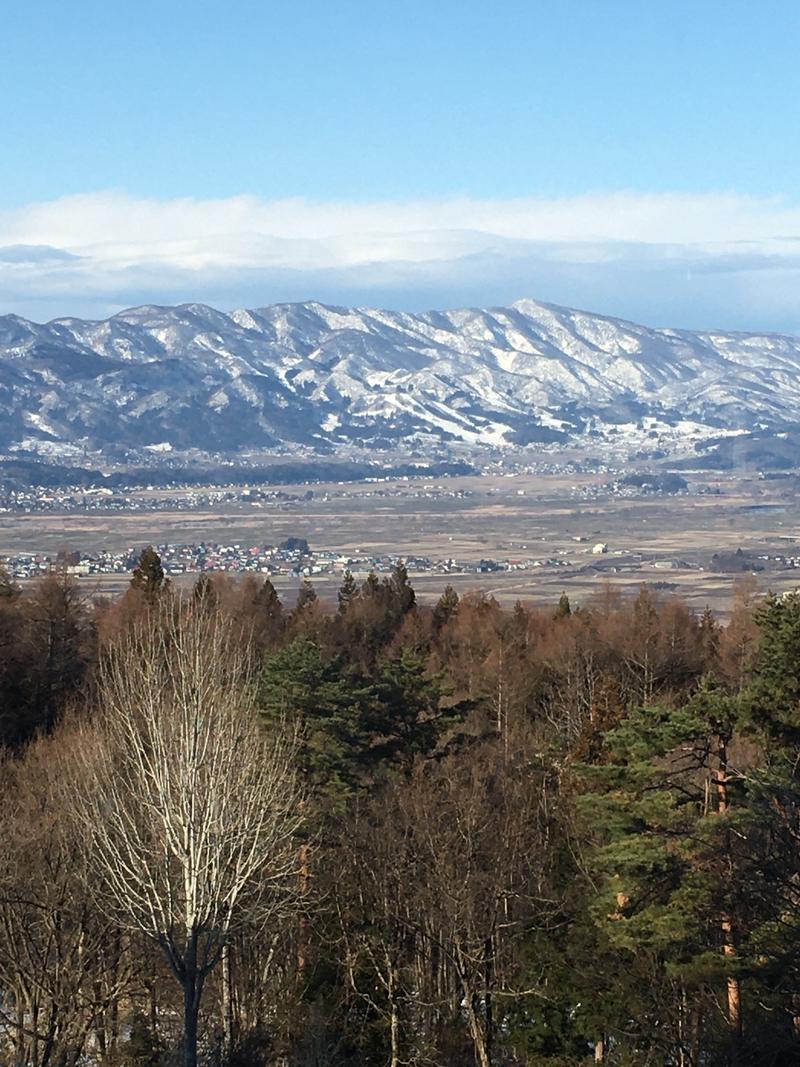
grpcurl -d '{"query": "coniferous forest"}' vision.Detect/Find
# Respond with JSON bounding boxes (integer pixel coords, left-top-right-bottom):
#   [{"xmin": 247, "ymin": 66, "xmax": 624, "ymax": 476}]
[{"xmin": 2, "ymin": 553, "xmax": 800, "ymax": 1067}]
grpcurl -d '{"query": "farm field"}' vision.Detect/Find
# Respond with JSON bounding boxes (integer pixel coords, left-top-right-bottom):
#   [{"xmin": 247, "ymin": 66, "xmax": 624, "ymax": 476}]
[{"xmin": 2, "ymin": 470, "xmax": 799, "ymax": 614}]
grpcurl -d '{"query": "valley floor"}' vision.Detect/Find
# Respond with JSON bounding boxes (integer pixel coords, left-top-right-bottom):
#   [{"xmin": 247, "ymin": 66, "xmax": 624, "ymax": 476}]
[{"xmin": 2, "ymin": 470, "xmax": 799, "ymax": 614}]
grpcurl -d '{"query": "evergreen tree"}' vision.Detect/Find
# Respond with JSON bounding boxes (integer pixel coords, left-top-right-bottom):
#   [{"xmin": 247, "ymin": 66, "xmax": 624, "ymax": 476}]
[
  {"xmin": 578, "ymin": 680, "xmax": 754, "ymax": 1062},
  {"xmin": 24, "ymin": 571, "xmax": 90, "ymax": 739},
  {"xmin": 432, "ymin": 584, "xmax": 459, "ymax": 631},
  {"xmin": 259, "ymin": 637, "xmax": 367, "ymax": 804},
  {"xmin": 738, "ymin": 592, "xmax": 800, "ymax": 1040},
  {"xmin": 235, "ymin": 575, "xmax": 285, "ymax": 652},
  {"xmin": 387, "ymin": 560, "xmax": 415, "ymax": 616},
  {"xmin": 337, "ymin": 569, "xmax": 357, "ymax": 615},
  {"xmin": 0, "ymin": 585, "xmax": 29, "ymax": 746},
  {"xmin": 130, "ymin": 546, "xmax": 167, "ymax": 602},
  {"xmin": 749, "ymin": 591, "xmax": 800, "ymax": 748},
  {"xmin": 344, "ymin": 571, "xmax": 409, "ymax": 661},
  {"xmin": 555, "ymin": 591, "xmax": 572, "ymax": 618},
  {"xmin": 365, "ymin": 649, "xmax": 446, "ymax": 770}
]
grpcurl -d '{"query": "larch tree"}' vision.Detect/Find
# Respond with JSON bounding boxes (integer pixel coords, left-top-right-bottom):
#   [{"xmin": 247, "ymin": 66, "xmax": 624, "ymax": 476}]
[
  {"xmin": 71, "ymin": 602, "xmax": 304, "ymax": 1067},
  {"xmin": 23, "ymin": 569, "xmax": 92, "ymax": 738},
  {"xmin": 191, "ymin": 572, "xmax": 218, "ymax": 613},
  {"xmin": 394, "ymin": 737, "xmax": 559, "ymax": 1067},
  {"xmin": 0, "ymin": 727, "xmax": 132, "ymax": 1067}
]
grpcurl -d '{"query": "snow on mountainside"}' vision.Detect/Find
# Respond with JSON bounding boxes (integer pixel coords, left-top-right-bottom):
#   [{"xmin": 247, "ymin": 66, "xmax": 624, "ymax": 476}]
[{"xmin": 0, "ymin": 297, "xmax": 798, "ymax": 459}]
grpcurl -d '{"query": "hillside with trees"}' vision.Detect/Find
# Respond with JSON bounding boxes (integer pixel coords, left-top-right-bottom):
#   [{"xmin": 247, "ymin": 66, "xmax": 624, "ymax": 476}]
[{"xmin": 1, "ymin": 557, "xmax": 799, "ymax": 1065}]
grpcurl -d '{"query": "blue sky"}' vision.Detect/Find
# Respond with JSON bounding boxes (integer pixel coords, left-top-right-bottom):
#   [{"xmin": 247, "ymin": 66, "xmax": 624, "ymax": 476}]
[{"xmin": 2, "ymin": 1, "xmax": 800, "ymax": 328}]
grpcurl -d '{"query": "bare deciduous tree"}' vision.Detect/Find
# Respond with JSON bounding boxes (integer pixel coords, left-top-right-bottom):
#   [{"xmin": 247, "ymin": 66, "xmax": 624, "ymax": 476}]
[
  {"xmin": 71, "ymin": 602, "xmax": 304, "ymax": 1067},
  {"xmin": 0, "ymin": 728, "xmax": 132, "ymax": 1067},
  {"xmin": 335, "ymin": 731, "xmax": 560, "ymax": 1067}
]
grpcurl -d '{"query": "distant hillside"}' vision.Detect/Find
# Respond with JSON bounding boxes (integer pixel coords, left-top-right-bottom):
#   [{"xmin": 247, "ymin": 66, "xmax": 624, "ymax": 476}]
[
  {"xmin": 677, "ymin": 431, "xmax": 800, "ymax": 471},
  {"xmin": 2, "ymin": 298, "xmax": 800, "ymax": 461},
  {"xmin": 0, "ymin": 457, "xmax": 475, "ymax": 491}
]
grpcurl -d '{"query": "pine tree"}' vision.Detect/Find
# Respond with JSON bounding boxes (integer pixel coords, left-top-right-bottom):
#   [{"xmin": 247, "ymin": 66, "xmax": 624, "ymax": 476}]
[
  {"xmin": 578, "ymin": 679, "xmax": 749, "ymax": 1061},
  {"xmin": 387, "ymin": 561, "xmax": 415, "ymax": 616},
  {"xmin": 739, "ymin": 592, "xmax": 800, "ymax": 1042},
  {"xmin": 255, "ymin": 576, "xmax": 282, "ymax": 617},
  {"xmin": 130, "ymin": 546, "xmax": 167, "ymax": 602},
  {"xmin": 555, "ymin": 591, "xmax": 572, "ymax": 618},
  {"xmin": 0, "ymin": 577, "xmax": 29, "ymax": 746},
  {"xmin": 24, "ymin": 571, "xmax": 90, "ymax": 739},
  {"xmin": 432, "ymin": 584, "xmax": 459, "ymax": 631},
  {"xmin": 344, "ymin": 570, "xmax": 413, "ymax": 660},
  {"xmin": 236, "ymin": 575, "xmax": 284, "ymax": 651},
  {"xmin": 259, "ymin": 637, "xmax": 367, "ymax": 804},
  {"xmin": 749, "ymin": 591, "xmax": 800, "ymax": 748},
  {"xmin": 365, "ymin": 649, "xmax": 446, "ymax": 770},
  {"xmin": 338, "ymin": 569, "xmax": 357, "ymax": 615}
]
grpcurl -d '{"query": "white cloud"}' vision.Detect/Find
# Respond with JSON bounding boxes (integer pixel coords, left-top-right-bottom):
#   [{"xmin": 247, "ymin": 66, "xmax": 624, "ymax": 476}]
[{"xmin": 1, "ymin": 189, "xmax": 800, "ymax": 330}]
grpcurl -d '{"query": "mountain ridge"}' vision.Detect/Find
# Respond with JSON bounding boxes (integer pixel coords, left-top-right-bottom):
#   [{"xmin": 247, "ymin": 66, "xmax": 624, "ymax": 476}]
[{"xmin": 1, "ymin": 296, "xmax": 798, "ymax": 461}]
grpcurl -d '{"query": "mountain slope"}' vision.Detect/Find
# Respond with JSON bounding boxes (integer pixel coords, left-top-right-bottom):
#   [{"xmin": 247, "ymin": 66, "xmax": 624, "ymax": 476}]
[{"xmin": 1, "ymin": 297, "xmax": 798, "ymax": 459}]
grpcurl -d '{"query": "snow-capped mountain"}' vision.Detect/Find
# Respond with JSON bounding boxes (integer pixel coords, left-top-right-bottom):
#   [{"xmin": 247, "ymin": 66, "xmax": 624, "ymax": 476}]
[{"xmin": 1, "ymin": 297, "xmax": 799, "ymax": 460}]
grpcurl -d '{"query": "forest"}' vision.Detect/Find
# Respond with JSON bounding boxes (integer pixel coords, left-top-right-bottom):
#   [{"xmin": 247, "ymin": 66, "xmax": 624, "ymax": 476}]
[{"xmin": 0, "ymin": 549, "xmax": 799, "ymax": 1067}]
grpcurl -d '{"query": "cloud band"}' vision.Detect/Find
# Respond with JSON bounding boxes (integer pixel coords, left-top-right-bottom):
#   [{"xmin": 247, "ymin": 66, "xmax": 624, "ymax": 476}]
[{"xmin": 1, "ymin": 190, "xmax": 799, "ymax": 331}]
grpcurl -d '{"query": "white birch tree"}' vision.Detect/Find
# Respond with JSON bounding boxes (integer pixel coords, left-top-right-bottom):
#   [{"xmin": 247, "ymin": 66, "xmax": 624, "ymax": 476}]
[{"xmin": 72, "ymin": 602, "xmax": 303, "ymax": 1067}]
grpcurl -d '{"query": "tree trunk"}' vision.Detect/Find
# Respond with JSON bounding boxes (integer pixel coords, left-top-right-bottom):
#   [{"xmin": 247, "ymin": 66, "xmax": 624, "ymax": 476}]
[
  {"xmin": 297, "ymin": 839, "xmax": 311, "ymax": 979},
  {"xmin": 183, "ymin": 978, "xmax": 200, "ymax": 1067},
  {"xmin": 722, "ymin": 913, "xmax": 742, "ymax": 1062},
  {"xmin": 30, "ymin": 994, "xmax": 40, "ymax": 1067},
  {"xmin": 14, "ymin": 988, "xmax": 25, "ymax": 1067},
  {"xmin": 149, "ymin": 978, "xmax": 159, "ymax": 1043},
  {"xmin": 483, "ymin": 935, "xmax": 494, "ymax": 1062},
  {"xmin": 465, "ymin": 990, "xmax": 491, "ymax": 1067},
  {"xmin": 717, "ymin": 739, "xmax": 742, "ymax": 1063},
  {"xmin": 182, "ymin": 933, "xmax": 203, "ymax": 1067},
  {"xmin": 683, "ymin": 986, "xmax": 701, "ymax": 1067},
  {"xmin": 382, "ymin": 951, "xmax": 401, "ymax": 1067},
  {"xmin": 389, "ymin": 996, "xmax": 400, "ymax": 1067},
  {"xmin": 594, "ymin": 1035, "xmax": 606, "ymax": 1062},
  {"xmin": 456, "ymin": 952, "xmax": 491, "ymax": 1067},
  {"xmin": 689, "ymin": 1004, "xmax": 702, "ymax": 1067},
  {"xmin": 222, "ymin": 941, "xmax": 234, "ymax": 1056}
]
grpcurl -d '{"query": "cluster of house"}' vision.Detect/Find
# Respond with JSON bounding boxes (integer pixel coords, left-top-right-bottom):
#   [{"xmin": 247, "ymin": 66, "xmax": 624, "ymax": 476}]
[
  {"xmin": 0, "ymin": 480, "xmax": 477, "ymax": 516},
  {"xmin": 0, "ymin": 485, "xmax": 304, "ymax": 515},
  {"xmin": 0, "ymin": 541, "xmax": 573, "ymax": 582}
]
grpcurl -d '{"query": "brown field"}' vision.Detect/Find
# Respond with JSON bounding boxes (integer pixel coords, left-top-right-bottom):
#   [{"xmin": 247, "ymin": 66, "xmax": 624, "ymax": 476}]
[{"xmin": 3, "ymin": 470, "xmax": 800, "ymax": 614}]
